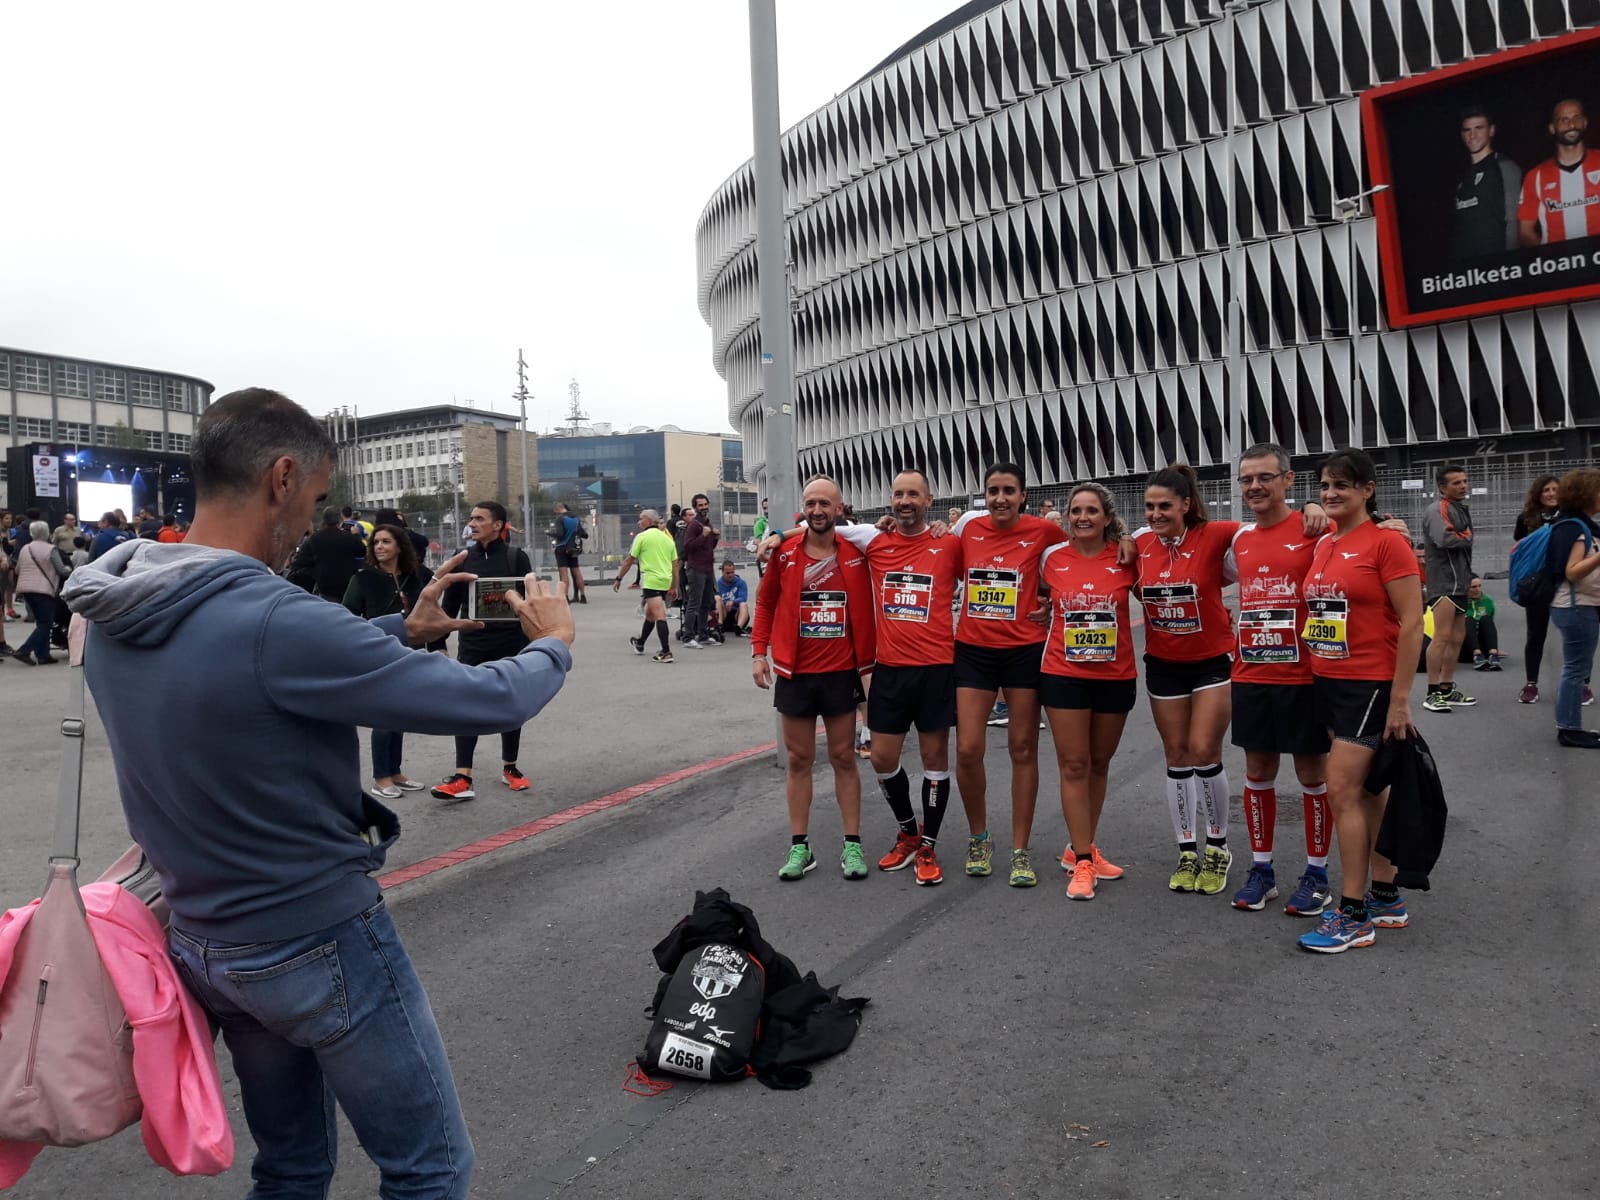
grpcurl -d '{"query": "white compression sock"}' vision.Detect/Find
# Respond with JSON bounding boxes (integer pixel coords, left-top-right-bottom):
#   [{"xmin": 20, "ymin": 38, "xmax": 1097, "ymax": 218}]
[
  {"xmin": 1195, "ymin": 762, "xmax": 1229, "ymax": 843},
  {"xmin": 1166, "ymin": 766, "xmax": 1196, "ymax": 844}
]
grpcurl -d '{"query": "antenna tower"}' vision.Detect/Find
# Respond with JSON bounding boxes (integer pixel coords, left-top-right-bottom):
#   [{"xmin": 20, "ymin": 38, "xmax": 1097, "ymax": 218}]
[{"xmin": 566, "ymin": 378, "xmax": 587, "ymax": 438}]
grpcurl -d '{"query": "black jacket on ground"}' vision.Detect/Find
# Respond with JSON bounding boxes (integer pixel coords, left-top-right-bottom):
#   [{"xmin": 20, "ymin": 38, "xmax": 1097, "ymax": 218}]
[
  {"xmin": 441, "ymin": 538, "xmax": 533, "ymax": 662},
  {"xmin": 647, "ymin": 889, "xmax": 869, "ymax": 1090},
  {"xmin": 290, "ymin": 527, "xmax": 367, "ymax": 599},
  {"xmin": 1368, "ymin": 731, "xmax": 1447, "ymax": 891}
]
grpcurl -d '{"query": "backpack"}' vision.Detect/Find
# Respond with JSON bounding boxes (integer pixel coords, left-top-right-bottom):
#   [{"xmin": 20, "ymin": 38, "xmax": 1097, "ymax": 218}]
[
  {"xmin": 570, "ymin": 517, "xmax": 588, "ymax": 548},
  {"xmin": 1509, "ymin": 518, "xmax": 1591, "ymax": 607},
  {"xmin": 641, "ymin": 943, "xmax": 765, "ymax": 1081}
]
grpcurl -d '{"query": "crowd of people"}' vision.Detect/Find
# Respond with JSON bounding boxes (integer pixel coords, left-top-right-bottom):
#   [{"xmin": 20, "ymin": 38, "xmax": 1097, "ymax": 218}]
[{"xmin": 743, "ymin": 448, "xmax": 1599, "ymax": 956}]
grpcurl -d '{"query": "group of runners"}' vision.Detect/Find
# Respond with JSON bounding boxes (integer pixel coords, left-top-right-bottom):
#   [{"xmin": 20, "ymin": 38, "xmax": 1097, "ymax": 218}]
[{"xmin": 749, "ymin": 443, "xmax": 1425, "ymax": 955}]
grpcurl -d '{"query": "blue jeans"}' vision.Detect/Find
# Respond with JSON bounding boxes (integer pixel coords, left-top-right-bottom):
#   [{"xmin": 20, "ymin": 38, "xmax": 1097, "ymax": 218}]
[
  {"xmin": 169, "ymin": 900, "xmax": 473, "ymax": 1199},
  {"xmin": 1551, "ymin": 604, "xmax": 1599, "ymax": 732},
  {"xmin": 18, "ymin": 593, "xmax": 55, "ymax": 660},
  {"xmin": 371, "ymin": 729, "xmax": 404, "ymax": 779}
]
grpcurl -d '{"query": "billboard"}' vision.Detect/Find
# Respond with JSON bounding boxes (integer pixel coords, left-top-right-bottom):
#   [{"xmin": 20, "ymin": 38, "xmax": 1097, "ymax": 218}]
[{"xmin": 1363, "ymin": 27, "xmax": 1600, "ymax": 329}]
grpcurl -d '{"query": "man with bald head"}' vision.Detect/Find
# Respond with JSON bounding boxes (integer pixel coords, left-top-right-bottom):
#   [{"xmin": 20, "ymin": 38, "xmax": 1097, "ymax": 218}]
[
  {"xmin": 1519, "ymin": 97, "xmax": 1600, "ymax": 246},
  {"xmin": 751, "ymin": 476, "xmax": 878, "ymax": 881}
]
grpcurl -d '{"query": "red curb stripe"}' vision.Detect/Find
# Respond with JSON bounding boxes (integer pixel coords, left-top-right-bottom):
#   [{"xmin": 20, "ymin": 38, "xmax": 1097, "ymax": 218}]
[{"xmin": 378, "ymin": 740, "xmax": 779, "ymax": 890}]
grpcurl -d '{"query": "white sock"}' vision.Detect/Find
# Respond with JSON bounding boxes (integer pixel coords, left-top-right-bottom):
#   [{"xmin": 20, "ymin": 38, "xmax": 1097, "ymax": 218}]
[
  {"xmin": 1166, "ymin": 767, "xmax": 1196, "ymax": 844},
  {"xmin": 1195, "ymin": 762, "xmax": 1229, "ymax": 843}
]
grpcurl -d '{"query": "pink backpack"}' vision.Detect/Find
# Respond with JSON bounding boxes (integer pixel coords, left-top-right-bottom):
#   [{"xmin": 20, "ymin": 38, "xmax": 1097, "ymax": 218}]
[{"xmin": 0, "ymin": 625, "xmax": 162, "ymax": 1146}]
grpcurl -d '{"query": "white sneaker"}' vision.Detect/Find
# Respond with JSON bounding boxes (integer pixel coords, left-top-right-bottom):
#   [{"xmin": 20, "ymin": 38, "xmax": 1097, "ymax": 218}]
[{"xmin": 682, "ymin": 638, "xmax": 703, "ymax": 649}]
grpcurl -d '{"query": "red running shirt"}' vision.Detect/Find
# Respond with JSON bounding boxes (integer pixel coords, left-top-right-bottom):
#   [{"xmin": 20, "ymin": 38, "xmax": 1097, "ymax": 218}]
[
  {"xmin": 1228, "ymin": 511, "xmax": 1318, "ymax": 685},
  {"xmin": 956, "ymin": 513, "xmax": 1067, "ymax": 649},
  {"xmin": 1134, "ymin": 521, "xmax": 1241, "ymax": 662},
  {"xmin": 1039, "ymin": 542, "xmax": 1139, "ymax": 680},
  {"xmin": 836, "ymin": 524, "xmax": 963, "ymax": 667},
  {"xmin": 794, "ymin": 552, "xmax": 856, "ymax": 675},
  {"xmin": 1301, "ymin": 519, "xmax": 1420, "ymax": 680},
  {"xmin": 1517, "ymin": 150, "xmax": 1600, "ymax": 243}
]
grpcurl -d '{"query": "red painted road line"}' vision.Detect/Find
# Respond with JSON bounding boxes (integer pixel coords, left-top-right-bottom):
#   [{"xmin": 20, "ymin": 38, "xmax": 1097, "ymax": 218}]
[{"xmin": 378, "ymin": 740, "xmax": 778, "ymax": 890}]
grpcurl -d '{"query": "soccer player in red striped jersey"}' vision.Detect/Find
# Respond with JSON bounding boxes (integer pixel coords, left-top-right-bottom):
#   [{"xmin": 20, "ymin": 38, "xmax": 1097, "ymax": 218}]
[
  {"xmin": 833, "ymin": 470, "xmax": 964, "ymax": 885},
  {"xmin": 1224, "ymin": 444, "xmax": 1335, "ymax": 917},
  {"xmin": 1518, "ymin": 98, "xmax": 1600, "ymax": 246}
]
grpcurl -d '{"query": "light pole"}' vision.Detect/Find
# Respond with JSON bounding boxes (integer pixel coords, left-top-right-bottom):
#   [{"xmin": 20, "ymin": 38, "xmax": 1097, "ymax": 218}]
[
  {"xmin": 514, "ymin": 349, "xmax": 532, "ymax": 552},
  {"xmin": 1222, "ymin": 0, "xmax": 1250, "ymax": 470},
  {"xmin": 1335, "ymin": 183, "xmax": 1391, "ymax": 453}
]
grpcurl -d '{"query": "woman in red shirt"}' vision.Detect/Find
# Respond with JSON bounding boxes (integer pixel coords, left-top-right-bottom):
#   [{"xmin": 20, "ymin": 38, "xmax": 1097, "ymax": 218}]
[
  {"xmin": 952, "ymin": 462, "xmax": 1065, "ymax": 887},
  {"xmin": 1039, "ymin": 483, "xmax": 1138, "ymax": 901},
  {"xmin": 1297, "ymin": 449, "xmax": 1423, "ymax": 954},
  {"xmin": 1137, "ymin": 465, "xmax": 1328, "ymax": 897}
]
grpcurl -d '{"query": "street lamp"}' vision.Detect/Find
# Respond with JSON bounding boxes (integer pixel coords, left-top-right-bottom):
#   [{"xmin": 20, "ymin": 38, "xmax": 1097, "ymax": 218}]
[{"xmin": 1334, "ymin": 183, "xmax": 1391, "ymax": 451}]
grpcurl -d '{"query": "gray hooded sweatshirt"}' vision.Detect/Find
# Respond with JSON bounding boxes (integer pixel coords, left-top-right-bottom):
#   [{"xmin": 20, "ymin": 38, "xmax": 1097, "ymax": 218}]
[{"xmin": 63, "ymin": 540, "xmax": 572, "ymax": 942}]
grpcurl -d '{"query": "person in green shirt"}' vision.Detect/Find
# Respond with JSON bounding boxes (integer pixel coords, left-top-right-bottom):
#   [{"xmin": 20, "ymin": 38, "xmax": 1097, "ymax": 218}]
[
  {"xmin": 614, "ymin": 508, "xmax": 680, "ymax": 662},
  {"xmin": 751, "ymin": 498, "xmax": 770, "ymax": 577},
  {"xmin": 1466, "ymin": 576, "xmax": 1503, "ymax": 670}
]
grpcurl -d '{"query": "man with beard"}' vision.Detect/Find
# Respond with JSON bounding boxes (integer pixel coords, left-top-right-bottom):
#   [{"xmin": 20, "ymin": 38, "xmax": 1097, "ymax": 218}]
[
  {"xmin": 751, "ymin": 476, "xmax": 877, "ymax": 881},
  {"xmin": 1519, "ymin": 97, "xmax": 1600, "ymax": 246}
]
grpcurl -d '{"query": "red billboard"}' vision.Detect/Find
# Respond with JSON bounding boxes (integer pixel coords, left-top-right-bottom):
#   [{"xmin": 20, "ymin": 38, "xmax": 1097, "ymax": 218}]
[{"xmin": 1363, "ymin": 26, "xmax": 1600, "ymax": 329}]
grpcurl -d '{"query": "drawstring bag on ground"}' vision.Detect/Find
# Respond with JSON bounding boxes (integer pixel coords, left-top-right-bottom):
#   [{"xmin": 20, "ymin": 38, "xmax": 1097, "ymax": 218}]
[{"xmin": 638, "ymin": 888, "xmax": 869, "ymax": 1090}]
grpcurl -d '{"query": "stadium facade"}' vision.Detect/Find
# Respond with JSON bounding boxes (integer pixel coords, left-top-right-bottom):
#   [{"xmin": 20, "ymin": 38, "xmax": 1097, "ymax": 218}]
[{"xmin": 696, "ymin": 0, "xmax": 1600, "ymax": 511}]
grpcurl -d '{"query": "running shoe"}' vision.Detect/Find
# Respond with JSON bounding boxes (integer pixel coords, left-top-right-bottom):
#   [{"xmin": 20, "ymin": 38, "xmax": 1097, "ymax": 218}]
[
  {"xmin": 913, "ymin": 844, "xmax": 943, "ymax": 886},
  {"xmin": 1472, "ymin": 658, "xmax": 1492, "ymax": 672},
  {"xmin": 431, "ymin": 773, "xmax": 475, "ymax": 801},
  {"xmin": 1066, "ymin": 856, "xmax": 1097, "ymax": 901},
  {"xmin": 840, "ymin": 841, "xmax": 868, "ymax": 881},
  {"xmin": 1518, "ymin": 683, "xmax": 1539, "ymax": 704},
  {"xmin": 855, "ymin": 729, "xmax": 871, "ymax": 759},
  {"xmin": 778, "ymin": 844, "xmax": 816, "ymax": 881},
  {"xmin": 502, "ymin": 765, "xmax": 531, "ymax": 792},
  {"xmin": 4, "ymin": 609, "xmax": 15, "ymax": 620},
  {"xmin": 1282, "ymin": 866, "xmax": 1331, "ymax": 917},
  {"xmin": 1297, "ymin": 909, "xmax": 1376, "ymax": 954},
  {"xmin": 986, "ymin": 701, "xmax": 1009, "ymax": 726},
  {"xmin": 682, "ymin": 638, "xmax": 703, "ymax": 650},
  {"xmin": 1167, "ymin": 851, "xmax": 1201, "ymax": 892},
  {"xmin": 1008, "ymin": 847, "xmax": 1037, "ymax": 888},
  {"xmin": 1231, "ymin": 863, "xmax": 1277, "ymax": 911},
  {"xmin": 1558, "ymin": 728, "xmax": 1600, "ymax": 748},
  {"xmin": 1444, "ymin": 688, "xmax": 1476, "ymax": 707},
  {"xmin": 965, "ymin": 832, "xmax": 993, "ymax": 877},
  {"xmin": 629, "ymin": 635, "xmax": 645, "ymax": 655},
  {"xmin": 1195, "ymin": 846, "xmax": 1232, "ymax": 895},
  {"xmin": 1364, "ymin": 890, "xmax": 1409, "ymax": 929},
  {"xmin": 652, "ymin": 651, "xmax": 674, "ymax": 663},
  {"xmin": 1485, "ymin": 660, "xmax": 1502, "ymax": 672},
  {"xmin": 1586, "ymin": 685, "xmax": 1596, "ymax": 707},
  {"xmin": 1421, "ymin": 693, "xmax": 1452, "ymax": 714},
  {"xmin": 1059, "ymin": 844, "xmax": 1125, "ymax": 880},
  {"xmin": 878, "ymin": 829, "xmax": 921, "ymax": 871}
]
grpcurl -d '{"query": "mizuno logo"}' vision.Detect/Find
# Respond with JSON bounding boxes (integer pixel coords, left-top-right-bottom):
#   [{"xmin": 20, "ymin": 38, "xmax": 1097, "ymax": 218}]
[
  {"xmin": 929, "ymin": 548, "xmax": 944, "ymax": 555},
  {"xmin": 1018, "ymin": 540, "xmax": 1035, "ymax": 548},
  {"xmin": 708, "ymin": 1025, "xmax": 732, "ymax": 1039},
  {"xmin": 1283, "ymin": 543, "xmax": 1304, "ymax": 551},
  {"xmin": 1340, "ymin": 552, "xmax": 1361, "ymax": 560}
]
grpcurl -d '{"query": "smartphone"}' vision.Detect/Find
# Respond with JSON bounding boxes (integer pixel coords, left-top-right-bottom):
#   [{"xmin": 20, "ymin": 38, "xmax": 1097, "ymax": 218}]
[{"xmin": 467, "ymin": 577, "xmax": 525, "ymax": 622}]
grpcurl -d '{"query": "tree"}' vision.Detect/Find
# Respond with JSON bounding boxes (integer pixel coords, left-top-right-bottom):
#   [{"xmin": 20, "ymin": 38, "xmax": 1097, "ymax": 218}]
[
  {"xmin": 108, "ymin": 421, "xmax": 140, "ymax": 450},
  {"xmin": 325, "ymin": 470, "xmax": 355, "ymax": 512}
]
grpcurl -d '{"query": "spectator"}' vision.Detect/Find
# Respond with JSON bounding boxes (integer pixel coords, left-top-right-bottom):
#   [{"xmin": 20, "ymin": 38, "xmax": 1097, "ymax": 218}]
[
  {"xmin": 88, "ymin": 511, "xmax": 134, "ymax": 562},
  {"xmin": 715, "ymin": 559, "xmax": 751, "ymax": 636},
  {"xmin": 157, "ymin": 513, "xmax": 185, "ymax": 543},
  {"xmin": 136, "ymin": 507, "xmax": 162, "ymax": 539},
  {"xmin": 681, "ymin": 492, "xmax": 719, "ymax": 647},
  {"xmin": 547, "ymin": 501, "xmax": 588, "ymax": 605},
  {"xmin": 70, "ymin": 534, "xmax": 91, "ymax": 570},
  {"xmin": 344, "ymin": 525, "xmax": 430, "ymax": 797},
  {"xmin": 13, "ymin": 519, "xmax": 66, "ymax": 665},
  {"xmin": 1465, "ymin": 577, "xmax": 1503, "ymax": 670},
  {"xmin": 375, "ymin": 506, "xmax": 430, "ymax": 566},
  {"xmin": 288, "ymin": 507, "xmax": 367, "ymax": 601},
  {"xmin": 1514, "ymin": 474, "xmax": 1561, "ymax": 704},
  {"xmin": 50, "ymin": 512, "xmax": 81, "ymax": 555},
  {"xmin": 1548, "ymin": 468, "xmax": 1600, "ymax": 748}
]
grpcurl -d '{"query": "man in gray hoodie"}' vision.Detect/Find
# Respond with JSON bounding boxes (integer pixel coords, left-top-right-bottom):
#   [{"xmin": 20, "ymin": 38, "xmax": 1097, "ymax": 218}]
[
  {"xmin": 63, "ymin": 387, "xmax": 575, "ymax": 1200},
  {"xmin": 1421, "ymin": 463, "xmax": 1476, "ymax": 713}
]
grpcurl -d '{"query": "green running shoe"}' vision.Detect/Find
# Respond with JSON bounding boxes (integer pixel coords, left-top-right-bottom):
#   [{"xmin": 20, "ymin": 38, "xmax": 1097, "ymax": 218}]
[
  {"xmin": 778, "ymin": 843, "xmax": 816, "ymax": 881},
  {"xmin": 1008, "ymin": 847, "xmax": 1037, "ymax": 888},
  {"xmin": 840, "ymin": 840, "xmax": 868, "ymax": 881},
  {"xmin": 965, "ymin": 832, "xmax": 993, "ymax": 877},
  {"xmin": 1195, "ymin": 846, "xmax": 1233, "ymax": 895},
  {"xmin": 1168, "ymin": 850, "xmax": 1202, "ymax": 892}
]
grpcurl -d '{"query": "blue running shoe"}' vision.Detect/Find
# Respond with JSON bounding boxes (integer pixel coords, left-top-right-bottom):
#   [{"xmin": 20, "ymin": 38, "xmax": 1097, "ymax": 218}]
[
  {"xmin": 1297, "ymin": 909, "xmax": 1376, "ymax": 954},
  {"xmin": 1364, "ymin": 890, "xmax": 1409, "ymax": 928},
  {"xmin": 1231, "ymin": 863, "xmax": 1278, "ymax": 911},
  {"xmin": 986, "ymin": 700, "xmax": 1010, "ymax": 727},
  {"xmin": 1283, "ymin": 866, "xmax": 1331, "ymax": 917}
]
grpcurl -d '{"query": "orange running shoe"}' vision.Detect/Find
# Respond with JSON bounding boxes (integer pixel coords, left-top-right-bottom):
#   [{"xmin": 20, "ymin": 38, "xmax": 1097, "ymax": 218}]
[
  {"xmin": 878, "ymin": 829, "xmax": 921, "ymax": 871},
  {"xmin": 1066, "ymin": 856, "xmax": 1098, "ymax": 900},
  {"xmin": 913, "ymin": 844, "xmax": 943, "ymax": 886},
  {"xmin": 502, "ymin": 765, "xmax": 531, "ymax": 792},
  {"xmin": 431, "ymin": 773, "xmax": 476, "ymax": 800},
  {"xmin": 1060, "ymin": 844, "xmax": 1124, "ymax": 880}
]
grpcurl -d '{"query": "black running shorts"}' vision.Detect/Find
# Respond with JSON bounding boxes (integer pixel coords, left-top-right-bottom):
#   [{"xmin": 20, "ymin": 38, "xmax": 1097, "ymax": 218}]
[
  {"xmin": 1312, "ymin": 676, "xmax": 1392, "ymax": 748},
  {"xmin": 1038, "ymin": 674, "xmax": 1137, "ymax": 714},
  {"xmin": 1143, "ymin": 652, "xmax": 1233, "ymax": 701},
  {"xmin": 868, "ymin": 663, "xmax": 956, "ymax": 734},
  {"xmin": 642, "ymin": 588, "xmax": 670, "ymax": 600},
  {"xmin": 773, "ymin": 669, "xmax": 864, "ymax": 719},
  {"xmin": 953, "ymin": 640, "xmax": 1043, "ymax": 692},
  {"xmin": 555, "ymin": 547, "xmax": 581, "ymax": 569},
  {"xmin": 1429, "ymin": 593, "xmax": 1469, "ymax": 615},
  {"xmin": 1230, "ymin": 681, "xmax": 1332, "ymax": 755}
]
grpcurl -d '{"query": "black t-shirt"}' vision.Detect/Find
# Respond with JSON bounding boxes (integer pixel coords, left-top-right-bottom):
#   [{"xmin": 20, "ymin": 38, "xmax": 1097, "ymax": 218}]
[
  {"xmin": 1451, "ymin": 152, "xmax": 1520, "ymax": 259},
  {"xmin": 1512, "ymin": 508, "xmax": 1555, "ymax": 542}
]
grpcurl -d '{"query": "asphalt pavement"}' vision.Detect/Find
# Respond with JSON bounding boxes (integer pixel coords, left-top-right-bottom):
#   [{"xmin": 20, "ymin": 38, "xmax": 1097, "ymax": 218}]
[{"xmin": 2, "ymin": 578, "xmax": 1594, "ymax": 1199}]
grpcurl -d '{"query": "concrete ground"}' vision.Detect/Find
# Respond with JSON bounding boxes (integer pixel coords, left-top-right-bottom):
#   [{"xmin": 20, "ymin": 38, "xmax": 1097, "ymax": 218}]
[{"xmin": 1, "ymin": 579, "xmax": 1594, "ymax": 1199}]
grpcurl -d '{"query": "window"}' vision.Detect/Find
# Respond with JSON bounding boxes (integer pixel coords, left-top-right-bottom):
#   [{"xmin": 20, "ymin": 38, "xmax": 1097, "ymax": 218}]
[
  {"xmin": 427, "ymin": 438, "xmax": 437, "ymax": 456},
  {"xmin": 94, "ymin": 425, "xmax": 116, "ymax": 446},
  {"xmin": 167, "ymin": 432, "xmax": 191, "ymax": 452},
  {"xmin": 58, "ymin": 421, "xmax": 90, "ymax": 444},
  {"xmin": 17, "ymin": 417, "xmax": 53, "ymax": 440},
  {"xmin": 93, "ymin": 368, "xmax": 127, "ymax": 404},
  {"xmin": 55, "ymin": 362, "xmax": 90, "ymax": 399},
  {"xmin": 404, "ymin": 467, "xmax": 415, "ymax": 490},
  {"xmin": 385, "ymin": 470, "xmax": 395, "ymax": 490},
  {"xmin": 427, "ymin": 464, "xmax": 439, "ymax": 486},
  {"xmin": 140, "ymin": 430, "xmax": 163, "ymax": 451},
  {"xmin": 0, "ymin": 416, "xmax": 11, "ymax": 435},
  {"xmin": 403, "ymin": 442, "xmax": 413, "ymax": 458},
  {"xmin": 0, "ymin": 354, "xmax": 9, "ymax": 387},
  {"xmin": 13, "ymin": 356, "xmax": 50, "ymax": 394},
  {"xmin": 384, "ymin": 444, "xmax": 393, "ymax": 461},
  {"xmin": 165, "ymin": 379, "xmax": 190, "ymax": 412},
  {"xmin": 130, "ymin": 374, "xmax": 163, "ymax": 407}
]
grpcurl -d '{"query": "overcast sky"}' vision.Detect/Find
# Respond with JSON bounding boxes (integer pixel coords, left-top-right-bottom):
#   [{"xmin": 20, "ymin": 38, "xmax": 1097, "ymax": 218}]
[{"xmin": 2, "ymin": 1, "xmax": 960, "ymax": 436}]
